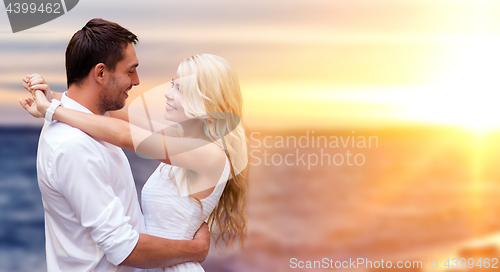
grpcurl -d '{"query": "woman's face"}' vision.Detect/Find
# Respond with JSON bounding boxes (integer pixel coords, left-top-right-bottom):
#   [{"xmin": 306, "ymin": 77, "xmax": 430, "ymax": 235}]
[{"xmin": 164, "ymin": 76, "xmax": 189, "ymax": 123}]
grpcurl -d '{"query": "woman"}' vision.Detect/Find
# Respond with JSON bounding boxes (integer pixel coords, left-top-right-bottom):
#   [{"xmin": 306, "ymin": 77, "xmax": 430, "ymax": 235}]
[{"xmin": 21, "ymin": 54, "xmax": 248, "ymax": 272}]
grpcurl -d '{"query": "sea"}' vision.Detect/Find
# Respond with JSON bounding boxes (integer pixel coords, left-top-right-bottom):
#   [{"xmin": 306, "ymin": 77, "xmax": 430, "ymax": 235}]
[
  {"xmin": 0, "ymin": 126, "xmax": 159, "ymax": 272},
  {"xmin": 2, "ymin": 126, "xmax": 500, "ymax": 272}
]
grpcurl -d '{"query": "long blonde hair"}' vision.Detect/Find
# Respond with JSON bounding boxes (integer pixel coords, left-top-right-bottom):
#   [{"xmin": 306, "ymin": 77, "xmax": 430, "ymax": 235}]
[{"xmin": 176, "ymin": 54, "xmax": 248, "ymax": 247}]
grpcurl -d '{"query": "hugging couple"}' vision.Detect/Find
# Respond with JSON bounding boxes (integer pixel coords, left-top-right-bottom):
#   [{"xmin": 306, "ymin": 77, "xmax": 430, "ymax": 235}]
[{"xmin": 19, "ymin": 18, "xmax": 248, "ymax": 272}]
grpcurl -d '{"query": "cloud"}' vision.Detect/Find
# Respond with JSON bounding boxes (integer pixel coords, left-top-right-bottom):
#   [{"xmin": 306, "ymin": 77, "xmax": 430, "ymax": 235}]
[
  {"xmin": 0, "ymin": 40, "xmax": 67, "ymax": 52},
  {"xmin": 2, "ymin": 0, "xmax": 500, "ymax": 128}
]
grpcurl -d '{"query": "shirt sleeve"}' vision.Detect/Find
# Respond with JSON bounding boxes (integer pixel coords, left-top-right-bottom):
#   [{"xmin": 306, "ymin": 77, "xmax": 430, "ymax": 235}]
[{"xmin": 52, "ymin": 136, "xmax": 139, "ymax": 266}]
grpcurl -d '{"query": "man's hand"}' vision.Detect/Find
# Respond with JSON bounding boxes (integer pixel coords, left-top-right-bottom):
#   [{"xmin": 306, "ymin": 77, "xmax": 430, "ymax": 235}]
[
  {"xmin": 192, "ymin": 222, "xmax": 210, "ymax": 263},
  {"xmin": 22, "ymin": 74, "xmax": 52, "ymax": 100},
  {"xmin": 119, "ymin": 224, "xmax": 212, "ymax": 269},
  {"xmin": 20, "ymin": 74, "xmax": 54, "ymax": 118}
]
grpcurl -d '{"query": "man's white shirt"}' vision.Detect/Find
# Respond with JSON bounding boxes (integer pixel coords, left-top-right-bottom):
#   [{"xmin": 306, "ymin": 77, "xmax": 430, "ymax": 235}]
[{"xmin": 36, "ymin": 93, "xmax": 145, "ymax": 271}]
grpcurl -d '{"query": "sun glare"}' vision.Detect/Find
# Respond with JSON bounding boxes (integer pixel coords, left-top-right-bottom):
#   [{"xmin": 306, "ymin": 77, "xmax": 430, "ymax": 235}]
[{"xmin": 437, "ymin": 34, "xmax": 500, "ymax": 134}]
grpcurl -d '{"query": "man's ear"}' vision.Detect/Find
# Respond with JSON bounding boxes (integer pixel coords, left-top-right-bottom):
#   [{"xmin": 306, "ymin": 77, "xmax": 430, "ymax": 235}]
[{"xmin": 93, "ymin": 63, "xmax": 106, "ymax": 84}]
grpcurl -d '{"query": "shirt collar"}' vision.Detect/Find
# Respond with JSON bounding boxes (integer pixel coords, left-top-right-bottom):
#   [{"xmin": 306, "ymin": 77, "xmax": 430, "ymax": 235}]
[{"xmin": 60, "ymin": 92, "xmax": 94, "ymax": 115}]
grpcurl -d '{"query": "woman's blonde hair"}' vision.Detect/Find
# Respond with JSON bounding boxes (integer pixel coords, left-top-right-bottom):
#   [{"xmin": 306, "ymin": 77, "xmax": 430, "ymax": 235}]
[{"xmin": 175, "ymin": 53, "xmax": 248, "ymax": 247}]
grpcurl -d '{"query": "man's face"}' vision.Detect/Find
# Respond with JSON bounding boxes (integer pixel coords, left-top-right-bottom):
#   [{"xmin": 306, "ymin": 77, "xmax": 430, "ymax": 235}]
[{"xmin": 99, "ymin": 43, "xmax": 140, "ymax": 112}]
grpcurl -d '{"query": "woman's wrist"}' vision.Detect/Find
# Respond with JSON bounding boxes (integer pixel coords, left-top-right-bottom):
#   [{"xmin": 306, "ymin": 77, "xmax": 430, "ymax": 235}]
[{"xmin": 44, "ymin": 99, "xmax": 61, "ymax": 122}]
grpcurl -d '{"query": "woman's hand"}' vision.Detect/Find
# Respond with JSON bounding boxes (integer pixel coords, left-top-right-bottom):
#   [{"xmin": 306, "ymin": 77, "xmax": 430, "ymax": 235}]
[
  {"xmin": 19, "ymin": 74, "xmax": 53, "ymax": 118},
  {"xmin": 19, "ymin": 96, "xmax": 45, "ymax": 118}
]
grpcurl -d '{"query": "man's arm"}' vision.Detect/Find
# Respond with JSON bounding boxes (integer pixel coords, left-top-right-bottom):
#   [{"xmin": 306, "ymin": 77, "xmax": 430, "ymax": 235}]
[
  {"xmin": 53, "ymin": 136, "xmax": 209, "ymax": 268},
  {"xmin": 121, "ymin": 224, "xmax": 210, "ymax": 268}
]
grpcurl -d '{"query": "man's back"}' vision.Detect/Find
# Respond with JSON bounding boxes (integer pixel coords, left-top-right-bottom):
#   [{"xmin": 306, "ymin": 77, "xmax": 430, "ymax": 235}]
[{"xmin": 37, "ymin": 94, "xmax": 144, "ymax": 271}]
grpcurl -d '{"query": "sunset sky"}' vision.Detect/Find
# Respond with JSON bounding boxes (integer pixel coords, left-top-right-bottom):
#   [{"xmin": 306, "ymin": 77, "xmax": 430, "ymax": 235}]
[{"xmin": 2, "ymin": 0, "xmax": 500, "ymax": 130}]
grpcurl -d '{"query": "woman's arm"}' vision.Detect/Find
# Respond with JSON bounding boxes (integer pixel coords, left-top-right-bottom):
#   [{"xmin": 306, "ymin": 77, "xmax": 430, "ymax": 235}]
[
  {"xmin": 24, "ymin": 75, "xmax": 227, "ymax": 194},
  {"xmin": 22, "ymin": 73, "xmax": 178, "ymax": 136},
  {"xmin": 109, "ymin": 110, "xmax": 179, "ymax": 137},
  {"xmin": 49, "ymin": 104, "xmax": 226, "ymax": 199},
  {"xmin": 109, "ymin": 110, "xmax": 129, "ymax": 121},
  {"xmin": 50, "ymin": 105, "xmax": 225, "ymax": 175},
  {"xmin": 27, "ymin": 85, "xmax": 225, "ymax": 176},
  {"xmin": 52, "ymin": 106, "xmax": 145, "ymax": 153}
]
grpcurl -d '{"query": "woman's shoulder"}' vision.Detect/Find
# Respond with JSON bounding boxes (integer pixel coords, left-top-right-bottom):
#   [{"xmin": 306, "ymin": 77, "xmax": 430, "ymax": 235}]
[
  {"xmin": 199, "ymin": 142, "xmax": 228, "ymax": 174},
  {"xmin": 189, "ymin": 145, "xmax": 230, "ymax": 200}
]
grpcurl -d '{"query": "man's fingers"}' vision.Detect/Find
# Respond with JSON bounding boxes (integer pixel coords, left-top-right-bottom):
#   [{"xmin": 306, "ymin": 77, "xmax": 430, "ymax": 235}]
[
  {"xmin": 199, "ymin": 222, "xmax": 209, "ymax": 232},
  {"xmin": 25, "ymin": 74, "xmax": 42, "ymax": 87},
  {"xmin": 31, "ymin": 84, "xmax": 51, "ymax": 101},
  {"xmin": 29, "ymin": 75, "xmax": 45, "ymax": 84},
  {"xmin": 194, "ymin": 222, "xmax": 210, "ymax": 240},
  {"xmin": 22, "ymin": 83, "xmax": 32, "ymax": 92},
  {"xmin": 29, "ymin": 77, "xmax": 45, "ymax": 86},
  {"xmin": 196, "ymin": 222, "xmax": 209, "ymax": 233},
  {"xmin": 23, "ymin": 74, "xmax": 38, "ymax": 84},
  {"xmin": 30, "ymin": 83, "xmax": 49, "ymax": 93},
  {"xmin": 193, "ymin": 222, "xmax": 210, "ymax": 263}
]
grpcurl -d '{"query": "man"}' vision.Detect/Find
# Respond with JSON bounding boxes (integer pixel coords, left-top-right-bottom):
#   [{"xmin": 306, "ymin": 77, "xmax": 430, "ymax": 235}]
[{"xmin": 19, "ymin": 18, "xmax": 209, "ymax": 271}]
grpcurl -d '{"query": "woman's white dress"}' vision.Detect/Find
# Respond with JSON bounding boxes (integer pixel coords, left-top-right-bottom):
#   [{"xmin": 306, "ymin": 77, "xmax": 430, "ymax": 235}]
[{"xmin": 141, "ymin": 157, "xmax": 230, "ymax": 272}]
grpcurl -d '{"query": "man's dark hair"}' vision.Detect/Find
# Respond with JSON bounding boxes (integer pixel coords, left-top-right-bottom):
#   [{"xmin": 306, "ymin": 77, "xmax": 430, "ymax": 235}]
[{"xmin": 65, "ymin": 18, "xmax": 138, "ymax": 87}]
